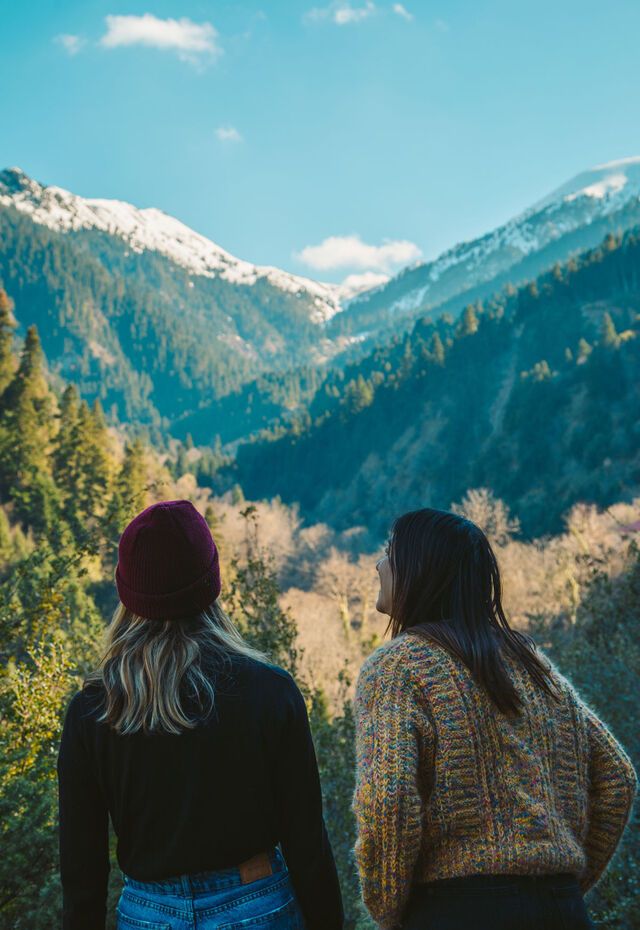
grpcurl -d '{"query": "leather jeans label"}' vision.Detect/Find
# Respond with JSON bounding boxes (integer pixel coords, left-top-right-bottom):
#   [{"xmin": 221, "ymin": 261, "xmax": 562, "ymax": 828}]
[{"xmin": 239, "ymin": 852, "xmax": 273, "ymax": 884}]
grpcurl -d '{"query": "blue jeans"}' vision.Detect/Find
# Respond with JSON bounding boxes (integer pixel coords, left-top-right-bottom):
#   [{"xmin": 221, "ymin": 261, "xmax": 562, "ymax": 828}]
[
  {"xmin": 116, "ymin": 846, "xmax": 306, "ymax": 929},
  {"xmin": 401, "ymin": 872, "xmax": 595, "ymax": 930}
]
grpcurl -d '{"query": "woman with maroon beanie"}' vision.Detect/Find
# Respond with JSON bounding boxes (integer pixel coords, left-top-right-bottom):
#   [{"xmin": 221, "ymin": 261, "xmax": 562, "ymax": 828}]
[{"xmin": 56, "ymin": 499, "xmax": 344, "ymax": 930}]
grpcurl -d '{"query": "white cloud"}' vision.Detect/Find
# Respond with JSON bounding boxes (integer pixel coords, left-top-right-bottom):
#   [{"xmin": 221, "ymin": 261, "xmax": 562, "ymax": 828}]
[
  {"xmin": 295, "ymin": 234, "xmax": 421, "ymax": 272},
  {"xmin": 392, "ymin": 3, "xmax": 413, "ymax": 21},
  {"xmin": 338, "ymin": 270, "xmax": 390, "ymax": 299},
  {"xmin": 55, "ymin": 33, "xmax": 86, "ymax": 55},
  {"xmin": 216, "ymin": 126, "xmax": 242, "ymax": 143},
  {"xmin": 335, "ymin": 2, "xmax": 375, "ymax": 24},
  {"xmin": 434, "ymin": 18, "xmax": 449, "ymax": 32},
  {"xmin": 306, "ymin": 2, "xmax": 376, "ymax": 25},
  {"xmin": 100, "ymin": 14, "xmax": 221, "ymax": 63}
]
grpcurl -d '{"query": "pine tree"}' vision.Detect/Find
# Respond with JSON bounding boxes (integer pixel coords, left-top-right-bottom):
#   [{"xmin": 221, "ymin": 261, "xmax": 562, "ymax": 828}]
[
  {"xmin": 174, "ymin": 445, "xmax": 189, "ymax": 479},
  {"xmin": 107, "ymin": 438, "xmax": 149, "ymax": 533},
  {"xmin": 0, "ymin": 505, "xmax": 13, "ymax": 565},
  {"xmin": 0, "ymin": 288, "xmax": 17, "ymax": 399},
  {"xmin": 53, "ymin": 384, "xmax": 81, "ymax": 506},
  {"xmin": 204, "ymin": 503, "xmax": 225, "ymax": 550},
  {"xmin": 0, "ymin": 326, "xmax": 59, "ymax": 529},
  {"xmin": 344, "ymin": 375, "xmax": 374, "ymax": 414},
  {"xmin": 231, "ymin": 484, "xmax": 245, "ymax": 505},
  {"xmin": 459, "ymin": 304, "xmax": 479, "ymax": 336},
  {"xmin": 430, "ymin": 332, "xmax": 445, "ymax": 365},
  {"xmin": 600, "ymin": 311, "xmax": 619, "ymax": 348},
  {"xmin": 73, "ymin": 400, "xmax": 113, "ymax": 522},
  {"xmin": 577, "ymin": 337, "xmax": 593, "ymax": 364}
]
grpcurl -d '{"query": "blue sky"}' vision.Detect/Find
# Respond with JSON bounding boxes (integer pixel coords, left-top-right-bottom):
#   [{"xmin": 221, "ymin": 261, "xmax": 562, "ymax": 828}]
[{"xmin": 3, "ymin": 0, "xmax": 640, "ymax": 284}]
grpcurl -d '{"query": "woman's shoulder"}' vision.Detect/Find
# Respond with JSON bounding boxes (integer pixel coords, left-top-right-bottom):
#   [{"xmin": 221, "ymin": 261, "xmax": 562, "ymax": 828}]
[
  {"xmin": 79, "ymin": 681, "xmax": 108, "ymax": 717},
  {"xmin": 229, "ymin": 652, "xmax": 300, "ymax": 692},
  {"xmin": 60, "ymin": 682, "xmax": 105, "ymax": 727},
  {"xmin": 357, "ymin": 630, "xmax": 445, "ymax": 686}
]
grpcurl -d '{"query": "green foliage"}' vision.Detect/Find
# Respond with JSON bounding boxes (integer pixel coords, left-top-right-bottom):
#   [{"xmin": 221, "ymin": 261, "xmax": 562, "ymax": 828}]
[
  {"xmin": 344, "ymin": 375, "xmax": 374, "ymax": 415},
  {"xmin": 106, "ymin": 438, "xmax": 149, "ymax": 533},
  {"xmin": 53, "ymin": 389, "xmax": 113, "ymax": 533},
  {"xmin": 224, "ymin": 505, "xmax": 301, "ymax": 673},
  {"xmin": 0, "ymin": 325, "xmax": 61, "ymax": 532},
  {"xmin": 0, "ymin": 288, "xmax": 17, "ymax": 397},
  {"xmin": 309, "ymin": 670, "xmax": 362, "ymax": 928},
  {"xmin": 0, "ymin": 508, "xmax": 111, "ymax": 928}
]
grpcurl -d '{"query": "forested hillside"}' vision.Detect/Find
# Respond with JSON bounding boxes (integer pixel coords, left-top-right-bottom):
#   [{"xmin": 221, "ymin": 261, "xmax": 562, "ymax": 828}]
[
  {"xmin": 232, "ymin": 229, "xmax": 640, "ymax": 539},
  {"xmin": 0, "ymin": 171, "xmax": 351, "ymax": 430},
  {"xmin": 4, "ymin": 161, "xmax": 640, "ymax": 451}
]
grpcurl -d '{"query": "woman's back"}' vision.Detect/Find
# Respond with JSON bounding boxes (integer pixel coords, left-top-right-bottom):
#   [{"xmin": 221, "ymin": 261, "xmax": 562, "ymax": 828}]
[
  {"xmin": 352, "ymin": 631, "xmax": 638, "ymax": 928},
  {"xmin": 58, "ymin": 651, "xmax": 342, "ymax": 929}
]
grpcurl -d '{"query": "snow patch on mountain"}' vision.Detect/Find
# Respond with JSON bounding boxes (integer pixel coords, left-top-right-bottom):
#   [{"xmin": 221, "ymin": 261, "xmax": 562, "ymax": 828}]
[
  {"xmin": 371, "ymin": 156, "xmax": 640, "ymax": 317},
  {"xmin": 0, "ymin": 168, "xmax": 344, "ymax": 324},
  {"xmin": 529, "ymin": 156, "xmax": 640, "ymax": 212}
]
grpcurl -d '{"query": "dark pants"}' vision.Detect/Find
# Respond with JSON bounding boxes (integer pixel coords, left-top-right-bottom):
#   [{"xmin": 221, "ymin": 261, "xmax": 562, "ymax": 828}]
[{"xmin": 401, "ymin": 872, "xmax": 595, "ymax": 930}]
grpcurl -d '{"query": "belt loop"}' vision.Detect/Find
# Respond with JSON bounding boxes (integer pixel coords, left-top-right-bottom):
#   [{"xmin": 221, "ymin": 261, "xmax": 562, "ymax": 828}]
[{"xmin": 180, "ymin": 873, "xmax": 192, "ymax": 897}]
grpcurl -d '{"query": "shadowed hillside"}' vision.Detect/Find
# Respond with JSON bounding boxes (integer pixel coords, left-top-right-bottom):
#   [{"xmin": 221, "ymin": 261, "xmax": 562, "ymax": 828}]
[{"xmin": 232, "ymin": 229, "xmax": 640, "ymax": 539}]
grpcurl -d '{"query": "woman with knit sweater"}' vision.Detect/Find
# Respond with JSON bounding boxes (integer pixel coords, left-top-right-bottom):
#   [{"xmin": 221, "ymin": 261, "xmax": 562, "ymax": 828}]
[{"xmin": 352, "ymin": 507, "xmax": 638, "ymax": 930}]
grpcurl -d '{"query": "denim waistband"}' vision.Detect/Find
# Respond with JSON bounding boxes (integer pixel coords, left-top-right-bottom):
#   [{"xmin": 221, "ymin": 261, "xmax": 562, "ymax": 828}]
[
  {"xmin": 121, "ymin": 846, "xmax": 285, "ymax": 896},
  {"xmin": 415, "ymin": 872, "xmax": 579, "ymax": 893}
]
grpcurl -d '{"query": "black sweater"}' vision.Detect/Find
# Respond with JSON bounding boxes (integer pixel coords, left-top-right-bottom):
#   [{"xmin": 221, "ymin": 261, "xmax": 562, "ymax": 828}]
[{"xmin": 56, "ymin": 653, "xmax": 344, "ymax": 930}]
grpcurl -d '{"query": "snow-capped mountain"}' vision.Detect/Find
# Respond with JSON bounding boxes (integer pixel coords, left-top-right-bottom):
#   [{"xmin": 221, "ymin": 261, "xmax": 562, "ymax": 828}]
[
  {"xmin": 0, "ymin": 167, "xmax": 368, "ymax": 429},
  {"xmin": 530, "ymin": 156, "xmax": 640, "ymax": 211},
  {"xmin": 0, "ymin": 167, "xmax": 342, "ymax": 324},
  {"xmin": 2, "ymin": 158, "xmax": 639, "ymax": 439},
  {"xmin": 334, "ymin": 156, "xmax": 640, "ymax": 334}
]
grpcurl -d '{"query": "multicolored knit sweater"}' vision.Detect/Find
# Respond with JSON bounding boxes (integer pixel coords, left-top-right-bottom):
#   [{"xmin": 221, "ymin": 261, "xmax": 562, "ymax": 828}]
[{"xmin": 351, "ymin": 631, "xmax": 638, "ymax": 930}]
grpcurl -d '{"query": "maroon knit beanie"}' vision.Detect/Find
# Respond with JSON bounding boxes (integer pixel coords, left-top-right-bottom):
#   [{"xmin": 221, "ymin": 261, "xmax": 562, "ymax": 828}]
[{"xmin": 115, "ymin": 500, "xmax": 221, "ymax": 620}]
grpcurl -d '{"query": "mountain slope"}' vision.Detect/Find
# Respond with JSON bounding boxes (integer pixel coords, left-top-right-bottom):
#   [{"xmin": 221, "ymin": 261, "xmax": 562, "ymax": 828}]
[
  {"xmin": 331, "ymin": 156, "xmax": 640, "ymax": 339},
  {"xmin": 2, "ymin": 159, "xmax": 640, "ymax": 444},
  {"xmin": 0, "ymin": 167, "xmax": 343, "ymax": 322},
  {"xmin": 0, "ymin": 169, "xmax": 362, "ymax": 424},
  {"xmin": 232, "ymin": 228, "xmax": 640, "ymax": 540}
]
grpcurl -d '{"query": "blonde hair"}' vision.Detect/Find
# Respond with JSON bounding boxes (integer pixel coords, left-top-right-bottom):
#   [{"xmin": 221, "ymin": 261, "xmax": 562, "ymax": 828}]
[{"xmin": 83, "ymin": 600, "xmax": 271, "ymax": 735}]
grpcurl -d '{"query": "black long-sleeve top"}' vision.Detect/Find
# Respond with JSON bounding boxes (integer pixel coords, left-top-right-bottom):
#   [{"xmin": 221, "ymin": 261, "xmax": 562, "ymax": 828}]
[{"xmin": 56, "ymin": 653, "xmax": 344, "ymax": 930}]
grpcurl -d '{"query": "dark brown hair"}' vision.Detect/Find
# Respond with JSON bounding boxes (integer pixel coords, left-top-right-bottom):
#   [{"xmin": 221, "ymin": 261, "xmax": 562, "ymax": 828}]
[{"xmin": 385, "ymin": 508, "xmax": 562, "ymax": 716}]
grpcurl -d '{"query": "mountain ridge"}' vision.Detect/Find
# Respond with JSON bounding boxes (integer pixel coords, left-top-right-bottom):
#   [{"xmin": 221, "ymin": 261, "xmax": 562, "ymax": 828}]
[
  {"xmin": 331, "ymin": 156, "xmax": 640, "ymax": 338},
  {"xmin": 0, "ymin": 167, "xmax": 348, "ymax": 323},
  {"xmin": 2, "ymin": 158, "xmax": 639, "ymax": 443}
]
